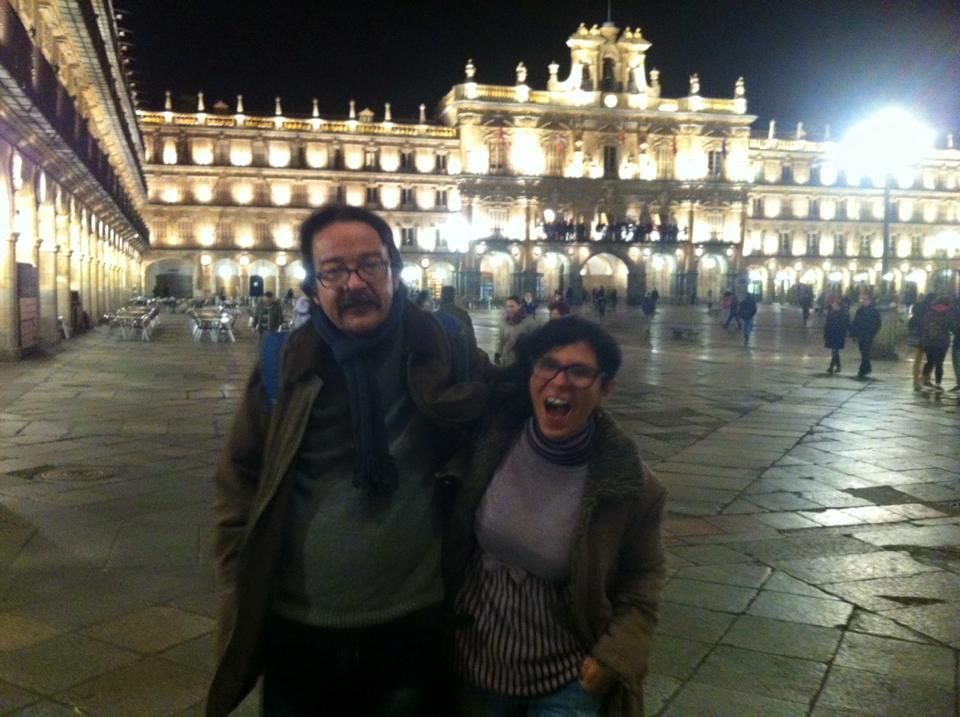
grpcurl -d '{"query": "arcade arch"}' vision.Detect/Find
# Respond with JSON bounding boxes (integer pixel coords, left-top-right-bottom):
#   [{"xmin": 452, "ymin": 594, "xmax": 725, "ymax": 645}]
[
  {"xmin": 145, "ymin": 257, "xmax": 194, "ymax": 298},
  {"xmin": 537, "ymin": 251, "xmax": 571, "ymax": 298},
  {"xmin": 480, "ymin": 251, "xmax": 515, "ymax": 301},
  {"xmin": 423, "ymin": 260, "xmax": 456, "ymax": 298},
  {"xmin": 646, "ymin": 254, "xmax": 676, "ymax": 298},
  {"xmin": 213, "ymin": 258, "xmax": 242, "ymax": 298},
  {"xmin": 580, "ymin": 252, "xmax": 629, "ymax": 296},
  {"xmin": 696, "ymin": 254, "xmax": 728, "ymax": 302}
]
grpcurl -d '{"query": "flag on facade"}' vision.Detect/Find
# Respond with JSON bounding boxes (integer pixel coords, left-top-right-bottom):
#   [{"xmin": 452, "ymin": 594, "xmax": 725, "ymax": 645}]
[
  {"xmin": 721, "ymin": 138, "xmax": 727, "ymax": 156},
  {"xmin": 672, "ymin": 136, "xmax": 677, "ymax": 156}
]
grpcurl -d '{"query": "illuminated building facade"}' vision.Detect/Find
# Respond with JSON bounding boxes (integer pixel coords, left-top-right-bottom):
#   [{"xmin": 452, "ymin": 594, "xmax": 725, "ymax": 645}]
[
  {"xmin": 136, "ymin": 21, "xmax": 959, "ymax": 305},
  {"xmin": 0, "ymin": 0, "xmax": 148, "ymax": 358}
]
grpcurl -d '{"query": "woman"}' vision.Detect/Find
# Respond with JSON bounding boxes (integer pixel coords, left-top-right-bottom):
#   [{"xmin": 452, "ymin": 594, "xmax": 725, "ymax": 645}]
[
  {"xmin": 446, "ymin": 317, "xmax": 666, "ymax": 717},
  {"xmin": 920, "ymin": 295, "xmax": 955, "ymax": 390},
  {"xmin": 823, "ymin": 298, "xmax": 849, "ymax": 374},
  {"xmin": 907, "ymin": 294, "xmax": 932, "ymax": 389}
]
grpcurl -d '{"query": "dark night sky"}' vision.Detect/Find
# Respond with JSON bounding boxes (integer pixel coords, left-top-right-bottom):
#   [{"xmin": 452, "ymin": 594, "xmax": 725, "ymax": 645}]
[{"xmin": 122, "ymin": 0, "xmax": 960, "ymax": 139}]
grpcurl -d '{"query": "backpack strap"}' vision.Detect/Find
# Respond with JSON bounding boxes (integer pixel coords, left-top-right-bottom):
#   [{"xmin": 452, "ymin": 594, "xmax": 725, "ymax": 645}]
[{"xmin": 260, "ymin": 331, "xmax": 289, "ymax": 409}]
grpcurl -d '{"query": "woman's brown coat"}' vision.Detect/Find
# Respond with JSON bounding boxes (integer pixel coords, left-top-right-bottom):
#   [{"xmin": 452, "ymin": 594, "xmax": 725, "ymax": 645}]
[{"xmin": 444, "ymin": 404, "xmax": 667, "ymax": 717}]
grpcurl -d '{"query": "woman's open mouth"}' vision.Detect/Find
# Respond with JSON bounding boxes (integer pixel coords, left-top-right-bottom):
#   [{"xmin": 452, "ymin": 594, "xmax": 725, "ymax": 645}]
[{"xmin": 544, "ymin": 396, "xmax": 572, "ymax": 418}]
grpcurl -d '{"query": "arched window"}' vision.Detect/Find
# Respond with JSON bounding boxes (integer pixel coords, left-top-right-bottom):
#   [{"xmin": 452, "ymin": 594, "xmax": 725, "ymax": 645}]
[{"xmin": 10, "ymin": 151, "xmax": 23, "ymax": 191}]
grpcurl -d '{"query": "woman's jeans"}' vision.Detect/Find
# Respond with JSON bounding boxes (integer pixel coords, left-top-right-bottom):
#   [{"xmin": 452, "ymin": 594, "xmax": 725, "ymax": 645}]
[
  {"xmin": 923, "ymin": 346, "xmax": 948, "ymax": 385},
  {"xmin": 459, "ymin": 681, "xmax": 604, "ymax": 717}
]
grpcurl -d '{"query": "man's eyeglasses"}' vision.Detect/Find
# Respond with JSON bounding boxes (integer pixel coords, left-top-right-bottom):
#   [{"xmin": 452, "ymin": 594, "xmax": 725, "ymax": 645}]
[
  {"xmin": 316, "ymin": 259, "xmax": 389, "ymax": 287},
  {"xmin": 532, "ymin": 357, "xmax": 604, "ymax": 388}
]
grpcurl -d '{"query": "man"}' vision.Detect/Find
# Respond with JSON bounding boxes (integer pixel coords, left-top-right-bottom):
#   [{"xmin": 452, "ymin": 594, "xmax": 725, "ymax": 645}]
[
  {"xmin": 496, "ymin": 294, "xmax": 537, "ymax": 366},
  {"xmin": 951, "ymin": 297, "xmax": 960, "ymax": 392},
  {"xmin": 739, "ymin": 292, "xmax": 757, "ymax": 345},
  {"xmin": 253, "ymin": 291, "xmax": 283, "ymax": 335},
  {"xmin": 547, "ymin": 288, "xmax": 571, "ymax": 319},
  {"xmin": 920, "ymin": 294, "xmax": 955, "ymax": 391},
  {"xmin": 208, "ymin": 205, "xmax": 489, "ymax": 716},
  {"xmin": 849, "ymin": 294, "xmax": 882, "ymax": 378},
  {"xmin": 436, "ymin": 284, "xmax": 475, "ymax": 348},
  {"xmin": 723, "ymin": 292, "xmax": 741, "ymax": 330}
]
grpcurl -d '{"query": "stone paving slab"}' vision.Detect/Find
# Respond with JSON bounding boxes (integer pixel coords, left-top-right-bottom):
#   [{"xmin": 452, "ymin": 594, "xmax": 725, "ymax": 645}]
[{"xmin": 0, "ymin": 306, "xmax": 955, "ymax": 714}]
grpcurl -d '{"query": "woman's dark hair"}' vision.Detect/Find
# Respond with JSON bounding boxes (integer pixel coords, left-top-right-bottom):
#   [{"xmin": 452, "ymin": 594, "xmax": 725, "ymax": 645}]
[
  {"xmin": 517, "ymin": 315, "xmax": 622, "ymax": 384},
  {"xmin": 298, "ymin": 204, "xmax": 403, "ymax": 295}
]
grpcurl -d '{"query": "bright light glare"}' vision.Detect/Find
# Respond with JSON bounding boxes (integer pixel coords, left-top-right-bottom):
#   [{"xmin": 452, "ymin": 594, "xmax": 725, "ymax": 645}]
[{"xmin": 836, "ymin": 107, "xmax": 934, "ymax": 181}]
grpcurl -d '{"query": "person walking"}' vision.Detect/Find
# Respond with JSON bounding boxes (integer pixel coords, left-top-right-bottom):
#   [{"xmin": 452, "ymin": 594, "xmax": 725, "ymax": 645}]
[
  {"xmin": 496, "ymin": 295, "xmax": 537, "ymax": 367},
  {"xmin": 436, "ymin": 285, "xmax": 476, "ymax": 348},
  {"xmin": 739, "ymin": 293, "xmax": 757, "ymax": 345},
  {"xmin": 849, "ymin": 294, "xmax": 881, "ymax": 378},
  {"xmin": 547, "ymin": 289, "xmax": 571, "ymax": 319},
  {"xmin": 920, "ymin": 295, "xmax": 956, "ymax": 391},
  {"xmin": 799, "ymin": 289, "xmax": 813, "ymax": 326},
  {"xmin": 723, "ymin": 292, "xmax": 741, "ymax": 330},
  {"xmin": 253, "ymin": 291, "xmax": 283, "ymax": 336},
  {"xmin": 823, "ymin": 298, "xmax": 850, "ymax": 373},
  {"xmin": 907, "ymin": 294, "xmax": 931, "ymax": 389},
  {"xmin": 950, "ymin": 296, "xmax": 960, "ymax": 392}
]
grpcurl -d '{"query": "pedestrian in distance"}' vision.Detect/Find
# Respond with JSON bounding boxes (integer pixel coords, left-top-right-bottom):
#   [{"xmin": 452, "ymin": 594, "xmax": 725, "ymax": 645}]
[
  {"xmin": 447, "ymin": 317, "xmax": 666, "ymax": 717},
  {"xmin": 706, "ymin": 289, "xmax": 714, "ymax": 313},
  {"xmin": 849, "ymin": 294, "xmax": 881, "ymax": 379},
  {"xmin": 739, "ymin": 293, "xmax": 758, "ymax": 345},
  {"xmin": 547, "ymin": 289, "xmax": 571, "ymax": 319},
  {"xmin": 522, "ymin": 291, "xmax": 539, "ymax": 320},
  {"xmin": 920, "ymin": 294, "xmax": 956, "ymax": 391},
  {"xmin": 723, "ymin": 292, "xmax": 741, "ymax": 330},
  {"xmin": 594, "ymin": 286, "xmax": 607, "ymax": 319},
  {"xmin": 436, "ymin": 284, "xmax": 476, "ymax": 349},
  {"xmin": 208, "ymin": 204, "xmax": 492, "ymax": 717},
  {"xmin": 290, "ymin": 292, "xmax": 311, "ymax": 330},
  {"xmin": 799, "ymin": 290, "xmax": 813, "ymax": 326},
  {"xmin": 640, "ymin": 292, "xmax": 655, "ymax": 317},
  {"xmin": 496, "ymin": 295, "xmax": 537, "ymax": 367},
  {"xmin": 908, "ymin": 294, "xmax": 932, "ymax": 390},
  {"xmin": 950, "ymin": 296, "xmax": 960, "ymax": 391},
  {"xmin": 253, "ymin": 291, "xmax": 283, "ymax": 336},
  {"xmin": 823, "ymin": 297, "xmax": 850, "ymax": 374}
]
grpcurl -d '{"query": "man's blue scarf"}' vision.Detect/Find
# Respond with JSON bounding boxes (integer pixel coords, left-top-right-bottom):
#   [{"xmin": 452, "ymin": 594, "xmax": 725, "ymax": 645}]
[{"xmin": 310, "ymin": 283, "xmax": 407, "ymax": 496}]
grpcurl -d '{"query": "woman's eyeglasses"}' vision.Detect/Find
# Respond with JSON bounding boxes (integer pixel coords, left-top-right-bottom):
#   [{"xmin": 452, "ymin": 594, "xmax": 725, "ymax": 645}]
[{"xmin": 532, "ymin": 357, "xmax": 604, "ymax": 388}]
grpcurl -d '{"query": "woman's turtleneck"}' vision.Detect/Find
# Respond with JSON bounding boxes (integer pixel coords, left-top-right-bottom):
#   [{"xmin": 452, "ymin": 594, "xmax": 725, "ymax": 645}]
[{"xmin": 524, "ymin": 415, "xmax": 595, "ymax": 466}]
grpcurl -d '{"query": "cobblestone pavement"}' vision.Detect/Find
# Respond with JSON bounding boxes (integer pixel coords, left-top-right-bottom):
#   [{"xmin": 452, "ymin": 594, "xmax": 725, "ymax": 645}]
[{"xmin": 0, "ymin": 304, "xmax": 956, "ymax": 716}]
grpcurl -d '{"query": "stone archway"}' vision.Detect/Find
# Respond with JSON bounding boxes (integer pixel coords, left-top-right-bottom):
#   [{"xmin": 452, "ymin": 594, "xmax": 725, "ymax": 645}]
[
  {"xmin": 479, "ymin": 251, "xmax": 516, "ymax": 301},
  {"xmin": 423, "ymin": 260, "xmax": 457, "ymax": 299},
  {"xmin": 696, "ymin": 254, "xmax": 728, "ymax": 304},
  {"xmin": 646, "ymin": 253, "xmax": 677, "ymax": 298},
  {"xmin": 145, "ymin": 257, "xmax": 195, "ymax": 298},
  {"xmin": 580, "ymin": 252, "xmax": 629, "ymax": 297},
  {"xmin": 213, "ymin": 259, "xmax": 241, "ymax": 298},
  {"xmin": 537, "ymin": 251, "xmax": 571, "ymax": 299}
]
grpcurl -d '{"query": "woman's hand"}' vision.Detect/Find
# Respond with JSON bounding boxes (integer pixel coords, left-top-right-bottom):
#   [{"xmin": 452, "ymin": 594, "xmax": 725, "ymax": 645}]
[{"xmin": 579, "ymin": 655, "xmax": 616, "ymax": 695}]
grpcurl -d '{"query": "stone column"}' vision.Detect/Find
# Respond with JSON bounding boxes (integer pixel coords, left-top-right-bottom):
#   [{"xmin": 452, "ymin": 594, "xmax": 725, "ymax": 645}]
[
  {"xmin": 37, "ymin": 232, "xmax": 59, "ymax": 346},
  {"xmin": 0, "ymin": 233, "xmax": 18, "ymax": 359},
  {"xmin": 54, "ymin": 197, "xmax": 71, "ymax": 334}
]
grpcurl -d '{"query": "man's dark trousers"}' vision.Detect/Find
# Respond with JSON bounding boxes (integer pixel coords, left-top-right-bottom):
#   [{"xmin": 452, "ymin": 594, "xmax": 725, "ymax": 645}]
[
  {"xmin": 263, "ymin": 605, "xmax": 444, "ymax": 716},
  {"xmin": 857, "ymin": 338, "xmax": 873, "ymax": 377}
]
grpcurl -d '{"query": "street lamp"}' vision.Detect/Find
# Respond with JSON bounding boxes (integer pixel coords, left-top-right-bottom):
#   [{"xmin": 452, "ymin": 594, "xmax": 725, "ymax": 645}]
[{"xmin": 835, "ymin": 107, "xmax": 934, "ymax": 297}]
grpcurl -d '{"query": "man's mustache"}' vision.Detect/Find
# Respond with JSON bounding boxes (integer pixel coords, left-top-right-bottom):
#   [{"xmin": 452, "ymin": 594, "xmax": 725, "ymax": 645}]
[{"xmin": 338, "ymin": 289, "xmax": 381, "ymax": 313}]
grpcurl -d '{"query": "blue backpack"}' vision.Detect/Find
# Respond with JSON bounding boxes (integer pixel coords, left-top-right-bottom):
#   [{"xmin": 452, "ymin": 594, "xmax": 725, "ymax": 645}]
[{"xmin": 260, "ymin": 313, "xmax": 471, "ymax": 408}]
